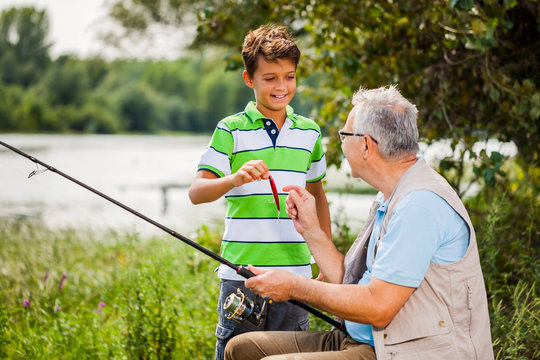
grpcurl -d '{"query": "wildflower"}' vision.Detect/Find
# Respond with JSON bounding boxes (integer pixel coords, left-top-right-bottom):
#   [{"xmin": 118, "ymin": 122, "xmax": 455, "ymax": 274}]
[
  {"xmin": 23, "ymin": 291, "xmax": 32, "ymax": 308},
  {"xmin": 98, "ymin": 301, "xmax": 106, "ymax": 314},
  {"xmin": 59, "ymin": 273, "xmax": 67, "ymax": 291},
  {"xmin": 43, "ymin": 270, "xmax": 49, "ymax": 283},
  {"xmin": 55, "ymin": 305, "xmax": 61, "ymax": 313}
]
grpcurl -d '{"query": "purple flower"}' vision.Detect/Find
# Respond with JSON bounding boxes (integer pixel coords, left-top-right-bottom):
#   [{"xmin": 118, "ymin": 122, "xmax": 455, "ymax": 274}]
[
  {"xmin": 43, "ymin": 270, "xmax": 49, "ymax": 283},
  {"xmin": 23, "ymin": 291, "xmax": 32, "ymax": 308},
  {"xmin": 98, "ymin": 301, "xmax": 106, "ymax": 314},
  {"xmin": 55, "ymin": 305, "xmax": 61, "ymax": 313},
  {"xmin": 59, "ymin": 273, "xmax": 67, "ymax": 291}
]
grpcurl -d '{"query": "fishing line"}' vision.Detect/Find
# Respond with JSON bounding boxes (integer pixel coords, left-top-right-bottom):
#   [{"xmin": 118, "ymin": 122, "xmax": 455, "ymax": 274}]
[{"xmin": 0, "ymin": 140, "xmax": 345, "ymax": 332}]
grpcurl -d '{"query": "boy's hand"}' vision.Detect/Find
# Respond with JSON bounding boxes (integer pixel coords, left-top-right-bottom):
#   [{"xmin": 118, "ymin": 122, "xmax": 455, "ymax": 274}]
[{"xmin": 232, "ymin": 160, "xmax": 269, "ymax": 187}]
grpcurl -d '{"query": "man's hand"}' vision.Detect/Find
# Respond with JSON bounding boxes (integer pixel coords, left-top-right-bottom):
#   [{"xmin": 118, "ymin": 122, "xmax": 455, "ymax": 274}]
[
  {"xmin": 283, "ymin": 185, "xmax": 321, "ymax": 235},
  {"xmin": 283, "ymin": 185, "xmax": 345, "ymax": 283},
  {"xmin": 244, "ymin": 264, "xmax": 297, "ymax": 302},
  {"xmin": 231, "ymin": 160, "xmax": 269, "ymax": 187}
]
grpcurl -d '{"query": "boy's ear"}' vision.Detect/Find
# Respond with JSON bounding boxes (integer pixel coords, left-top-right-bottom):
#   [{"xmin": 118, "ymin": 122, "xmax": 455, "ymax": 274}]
[{"xmin": 243, "ymin": 70, "xmax": 254, "ymax": 88}]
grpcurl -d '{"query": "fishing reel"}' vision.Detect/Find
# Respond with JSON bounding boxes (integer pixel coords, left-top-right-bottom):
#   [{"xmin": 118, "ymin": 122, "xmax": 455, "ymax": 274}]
[{"xmin": 223, "ymin": 288, "xmax": 269, "ymax": 327}]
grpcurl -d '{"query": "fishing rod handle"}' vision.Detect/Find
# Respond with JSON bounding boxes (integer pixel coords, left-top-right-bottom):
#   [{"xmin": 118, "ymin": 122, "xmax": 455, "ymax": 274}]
[{"xmin": 236, "ymin": 265, "xmax": 256, "ymax": 279}]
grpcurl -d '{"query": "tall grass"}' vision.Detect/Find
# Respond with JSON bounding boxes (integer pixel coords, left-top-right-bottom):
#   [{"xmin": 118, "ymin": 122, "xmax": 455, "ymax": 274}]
[
  {"xmin": 0, "ymin": 219, "xmax": 219, "ymax": 359},
  {"xmin": 467, "ymin": 160, "xmax": 539, "ymax": 360}
]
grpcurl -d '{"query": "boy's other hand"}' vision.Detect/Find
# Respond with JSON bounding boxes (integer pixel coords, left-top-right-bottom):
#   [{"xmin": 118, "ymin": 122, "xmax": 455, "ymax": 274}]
[{"xmin": 232, "ymin": 160, "xmax": 270, "ymax": 187}]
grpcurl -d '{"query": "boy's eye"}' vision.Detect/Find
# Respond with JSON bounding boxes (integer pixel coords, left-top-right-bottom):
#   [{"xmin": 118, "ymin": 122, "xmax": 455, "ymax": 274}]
[{"xmin": 264, "ymin": 77, "xmax": 275, "ymax": 81}]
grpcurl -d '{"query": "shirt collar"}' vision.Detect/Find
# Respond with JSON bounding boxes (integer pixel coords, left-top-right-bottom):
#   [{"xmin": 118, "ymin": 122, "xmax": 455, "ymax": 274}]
[
  {"xmin": 375, "ymin": 192, "xmax": 389, "ymax": 212},
  {"xmin": 244, "ymin": 101, "xmax": 295, "ymax": 123}
]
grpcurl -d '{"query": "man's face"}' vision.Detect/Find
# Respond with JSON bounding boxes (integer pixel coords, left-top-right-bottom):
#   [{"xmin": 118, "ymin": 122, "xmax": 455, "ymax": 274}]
[
  {"xmin": 243, "ymin": 56, "xmax": 296, "ymax": 120},
  {"xmin": 341, "ymin": 109, "xmax": 364, "ymax": 178}
]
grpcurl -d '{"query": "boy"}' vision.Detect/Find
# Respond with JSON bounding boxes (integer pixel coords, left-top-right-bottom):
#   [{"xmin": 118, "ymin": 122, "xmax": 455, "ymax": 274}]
[{"xmin": 189, "ymin": 24, "xmax": 331, "ymax": 360}]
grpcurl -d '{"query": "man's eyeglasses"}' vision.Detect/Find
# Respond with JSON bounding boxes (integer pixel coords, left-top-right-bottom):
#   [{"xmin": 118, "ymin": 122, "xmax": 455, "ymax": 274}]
[{"xmin": 338, "ymin": 131, "xmax": 378, "ymax": 144}]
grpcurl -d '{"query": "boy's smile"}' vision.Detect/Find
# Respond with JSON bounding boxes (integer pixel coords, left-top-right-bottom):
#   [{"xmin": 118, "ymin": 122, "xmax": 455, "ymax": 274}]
[{"xmin": 243, "ymin": 56, "xmax": 297, "ymax": 128}]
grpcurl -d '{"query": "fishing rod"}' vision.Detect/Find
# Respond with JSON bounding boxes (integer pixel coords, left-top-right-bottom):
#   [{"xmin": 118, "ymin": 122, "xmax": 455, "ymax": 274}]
[{"xmin": 0, "ymin": 140, "xmax": 345, "ymax": 331}]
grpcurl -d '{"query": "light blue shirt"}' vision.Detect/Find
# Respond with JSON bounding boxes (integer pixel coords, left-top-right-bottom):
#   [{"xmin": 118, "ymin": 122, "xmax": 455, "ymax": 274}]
[{"xmin": 345, "ymin": 189, "xmax": 470, "ymax": 345}]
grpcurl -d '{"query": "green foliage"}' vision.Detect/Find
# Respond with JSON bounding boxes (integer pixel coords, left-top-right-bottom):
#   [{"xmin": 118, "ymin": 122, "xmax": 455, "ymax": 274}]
[
  {"xmin": 0, "ymin": 220, "xmax": 220, "ymax": 359},
  {"xmin": 185, "ymin": 0, "xmax": 540, "ymax": 166},
  {"xmin": 0, "ymin": 7, "xmax": 269, "ymax": 135},
  {"xmin": 467, "ymin": 158, "xmax": 539, "ymax": 359},
  {"xmin": 0, "ymin": 7, "xmax": 51, "ymax": 87},
  {"xmin": 0, "ymin": 292, "xmax": 11, "ymax": 359},
  {"xmin": 38, "ymin": 55, "xmax": 91, "ymax": 106},
  {"xmin": 70, "ymin": 102, "xmax": 121, "ymax": 134},
  {"xmin": 193, "ymin": 224, "xmax": 223, "ymax": 254},
  {"xmin": 490, "ymin": 283, "xmax": 539, "ymax": 359},
  {"xmin": 123, "ymin": 267, "xmax": 179, "ymax": 359}
]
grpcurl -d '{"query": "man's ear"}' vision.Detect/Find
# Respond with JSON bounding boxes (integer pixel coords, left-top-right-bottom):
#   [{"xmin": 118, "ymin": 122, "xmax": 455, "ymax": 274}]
[{"xmin": 243, "ymin": 70, "xmax": 253, "ymax": 88}]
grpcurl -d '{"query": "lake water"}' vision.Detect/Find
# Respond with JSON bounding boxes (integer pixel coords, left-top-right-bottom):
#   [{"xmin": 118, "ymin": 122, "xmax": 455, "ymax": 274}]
[
  {"xmin": 0, "ymin": 134, "xmax": 517, "ymax": 238},
  {"xmin": 0, "ymin": 134, "xmax": 376, "ymax": 237}
]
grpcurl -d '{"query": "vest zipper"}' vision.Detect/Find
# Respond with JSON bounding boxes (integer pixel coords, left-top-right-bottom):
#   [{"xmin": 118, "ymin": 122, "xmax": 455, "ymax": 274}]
[{"xmin": 466, "ymin": 280, "xmax": 473, "ymax": 310}]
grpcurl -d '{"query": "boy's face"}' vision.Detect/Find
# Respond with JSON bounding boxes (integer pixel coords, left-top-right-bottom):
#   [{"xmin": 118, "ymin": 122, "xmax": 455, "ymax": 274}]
[{"xmin": 243, "ymin": 56, "xmax": 296, "ymax": 121}]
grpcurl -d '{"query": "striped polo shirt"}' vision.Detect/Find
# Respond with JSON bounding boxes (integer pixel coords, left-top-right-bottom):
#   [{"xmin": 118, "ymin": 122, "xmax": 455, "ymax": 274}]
[{"xmin": 197, "ymin": 101, "xmax": 326, "ymax": 280}]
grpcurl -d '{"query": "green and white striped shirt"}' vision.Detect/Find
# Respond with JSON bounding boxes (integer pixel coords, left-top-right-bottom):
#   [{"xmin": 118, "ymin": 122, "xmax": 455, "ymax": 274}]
[{"xmin": 198, "ymin": 101, "xmax": 326, "ymax": 280}]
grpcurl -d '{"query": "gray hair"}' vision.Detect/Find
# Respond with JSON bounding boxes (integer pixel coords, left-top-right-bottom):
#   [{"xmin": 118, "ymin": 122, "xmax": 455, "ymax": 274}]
[{"xmin": 351, "ymin": 85, "xmax": 419, "ymax": 161}]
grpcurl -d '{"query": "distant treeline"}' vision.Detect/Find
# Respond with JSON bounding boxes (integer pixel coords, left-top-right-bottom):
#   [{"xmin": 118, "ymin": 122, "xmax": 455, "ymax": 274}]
[{"xmin": 0, "ymin": 7, "xmax": 317, "ymax": 134}]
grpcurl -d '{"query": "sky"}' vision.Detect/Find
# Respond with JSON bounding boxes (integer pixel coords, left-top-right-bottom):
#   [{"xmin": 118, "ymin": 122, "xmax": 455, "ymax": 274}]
[{"xmin": 0, "ymin": 0, "xmax": 192, "ymax": 59}]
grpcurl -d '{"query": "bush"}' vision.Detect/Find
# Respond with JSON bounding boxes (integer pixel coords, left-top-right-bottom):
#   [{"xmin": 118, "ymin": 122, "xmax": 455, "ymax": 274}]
[{"xmin": 467, "ymin": 159, "xmax": 540, "ymax": 359}]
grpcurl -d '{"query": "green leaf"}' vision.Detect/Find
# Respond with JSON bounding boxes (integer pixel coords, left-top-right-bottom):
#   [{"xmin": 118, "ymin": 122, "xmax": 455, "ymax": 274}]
[
  {"xmin": 483, "ymin": 168, "xmax": 496, "ymax": 186},
  {"xmin": 490, "ymin": 151, "xmax": 504, "ymax": 163},
  {"xmin": 490, "ymin": 88, "xmax": 500, "ymax": 101},
  {"xmin": 456, "ymin": 0, "xmax": 474, "ymax": 10},
  {"xmin": 503, "ymin": 0, "xmax": 518, "ymax": 9},
  {"xmin": 472, "ymin": 19, "xmax": 486, "ymax": 35}
]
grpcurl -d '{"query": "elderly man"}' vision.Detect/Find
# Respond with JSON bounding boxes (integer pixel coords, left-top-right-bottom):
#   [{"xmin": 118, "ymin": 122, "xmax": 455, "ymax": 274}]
[{"xmin": 224, "ymin": 85, "xmax": 493, "ymax": 360}]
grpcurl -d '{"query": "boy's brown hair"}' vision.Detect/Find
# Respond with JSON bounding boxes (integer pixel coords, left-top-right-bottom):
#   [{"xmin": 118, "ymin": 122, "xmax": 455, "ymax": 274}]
[{"xmin": 242, "ymin": 24, "xmax": 301, "ymax": 77}]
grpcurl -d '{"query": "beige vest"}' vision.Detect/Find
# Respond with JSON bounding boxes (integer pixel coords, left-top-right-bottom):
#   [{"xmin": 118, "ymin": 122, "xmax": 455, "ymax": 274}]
[{"xmin": 343, "ymin": 158, "xmax": 493, "ymax": 360}]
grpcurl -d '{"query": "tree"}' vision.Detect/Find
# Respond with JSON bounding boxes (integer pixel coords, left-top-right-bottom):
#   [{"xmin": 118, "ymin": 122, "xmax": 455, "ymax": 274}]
[
  {"xmin": 38, "ymin": 55, "xmax": 90, "ymax": 106},
  {"xmin": 119, "ymin": 84, "xmax": 165, "ymax": 132},
  {"xmin": 108, "ymin": 0, "xmax": 539, "ymax": 183},
  {"xmin": 0, "ymin": 7, "xmax": 51, "ymax": 87}
]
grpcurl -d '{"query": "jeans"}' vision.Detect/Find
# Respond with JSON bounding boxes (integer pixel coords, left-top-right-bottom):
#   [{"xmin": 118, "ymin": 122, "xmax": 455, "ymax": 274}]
[{"xmin": 215, "ymin": 279, "xmax": 309, "ymax": 360}]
